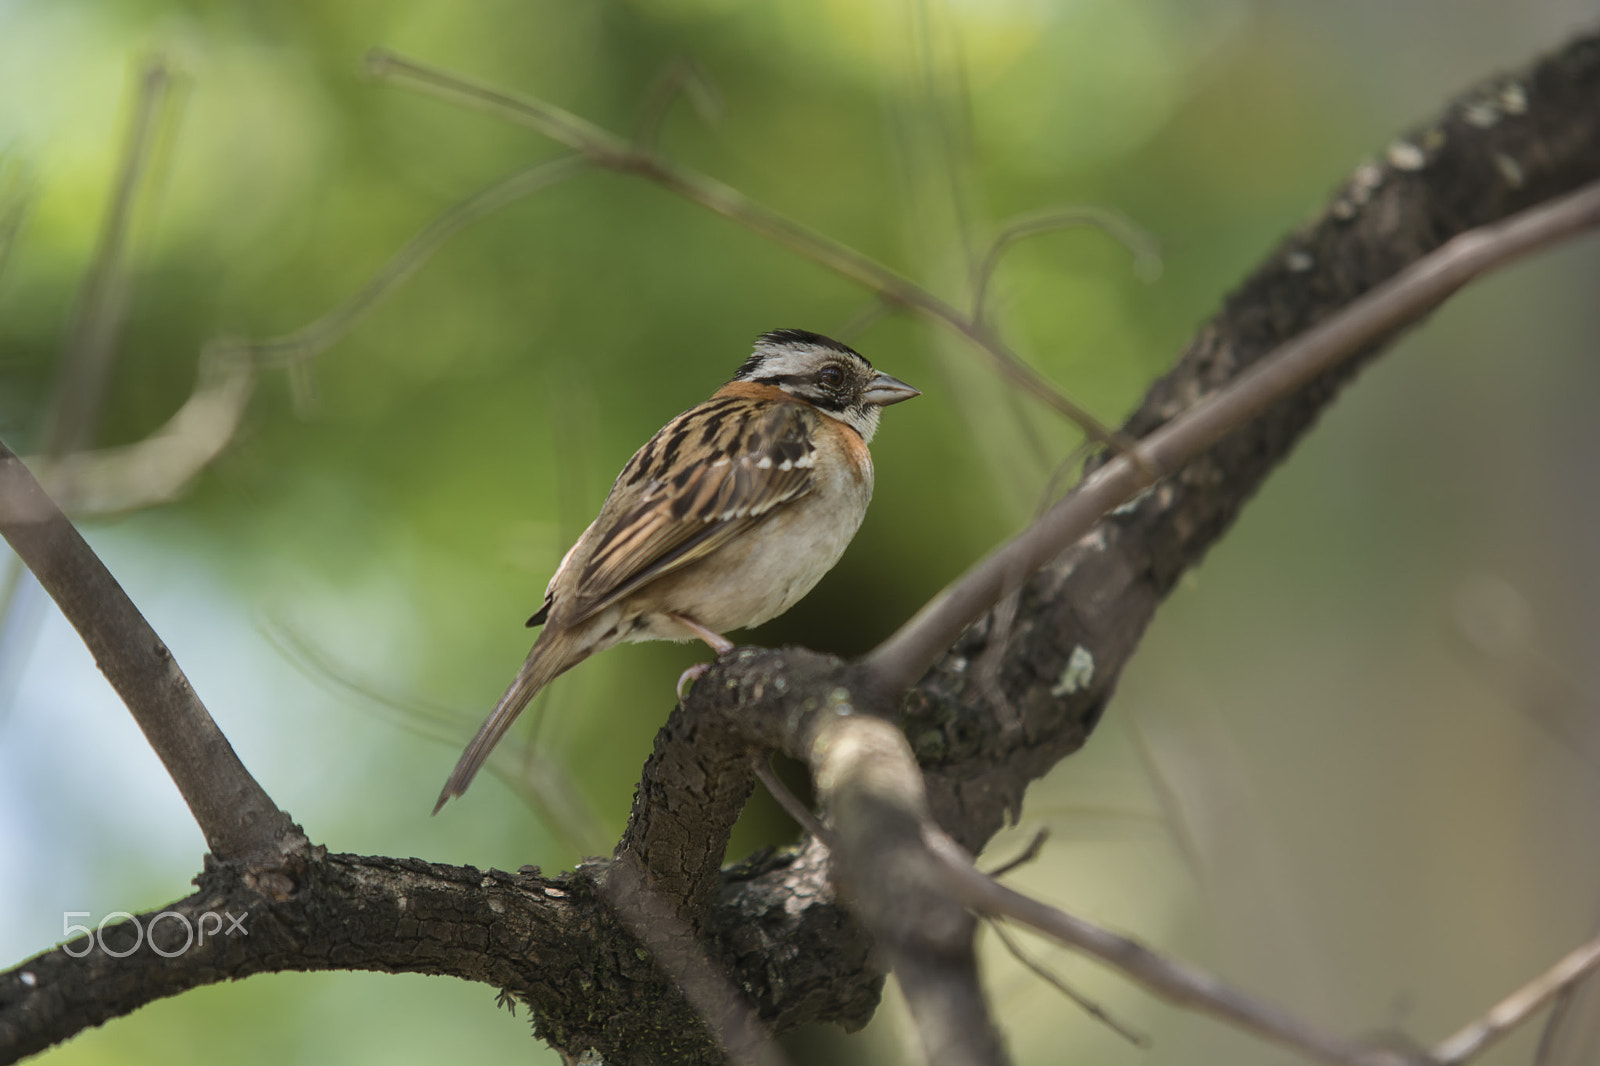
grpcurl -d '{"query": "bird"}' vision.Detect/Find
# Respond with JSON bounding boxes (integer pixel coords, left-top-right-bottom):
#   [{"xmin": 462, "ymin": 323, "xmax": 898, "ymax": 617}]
[{"xmin": 434, "ymin": 328, "xmax": 919, "ymax": 812}]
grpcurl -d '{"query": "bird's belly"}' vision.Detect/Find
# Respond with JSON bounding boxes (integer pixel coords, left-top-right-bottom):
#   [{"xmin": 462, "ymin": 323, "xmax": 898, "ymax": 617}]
[{"xmin": 632, "ymin": 485, "xmax": 870, "ymax": 640}]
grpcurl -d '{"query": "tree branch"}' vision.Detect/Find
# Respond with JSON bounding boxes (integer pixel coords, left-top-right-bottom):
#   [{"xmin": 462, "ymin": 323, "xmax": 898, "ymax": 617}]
[
  {"xmin": 0, "ymin": 442, "xmax": 301, "ymax": 863},
  {"xmin": 1431, "ymin": 932, "xmax": 1600, "ymax": 1064},
  {"xmin": 903, "ymin": 29, "xmax": 1600, "ymax": 853},
  {"xmin": 866, "ymin": 174, "xmax": 1600, "ymax": 696}
]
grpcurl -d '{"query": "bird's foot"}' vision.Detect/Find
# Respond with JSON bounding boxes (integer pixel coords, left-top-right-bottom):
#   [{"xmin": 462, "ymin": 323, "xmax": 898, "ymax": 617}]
[
  {"xmin": 677, "ymin": 661, "xmax": 712, "ymax": 703},
  {"xmin": 665, "ymin": 611, "xmax": 734, "ymax": 654}
]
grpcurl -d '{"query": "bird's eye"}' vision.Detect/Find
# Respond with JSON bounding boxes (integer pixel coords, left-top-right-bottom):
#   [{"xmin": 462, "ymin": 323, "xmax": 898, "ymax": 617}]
[{"xmin": 819, "ymin": 365, "xmax": 845, "ymax": 388}]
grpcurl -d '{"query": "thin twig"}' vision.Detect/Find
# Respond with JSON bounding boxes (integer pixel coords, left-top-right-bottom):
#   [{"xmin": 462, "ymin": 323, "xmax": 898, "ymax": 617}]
[
  {"xmin": 972, "ymin": 206, "xmax": 1162, "ymax": 326},
  {"xmin": 635, "ymin": 57, "xmax": 724, "ymax": 151},
  {"xmin": 1122, "ymin": 708, "xmax": 1208, "ymax": 883},
  {"xmin": 1531, "ymin": 902, "xmax": 1600, "ymax": 1065},
  {"xmin": 799, "ymin": 698, "xmax": 1398, "ymax": 1065},
  {"xmin": 865, "ymin": 177, "xmax": 1600, "ymax": 696},
  {"xmin": 1532, "ymin": 983, "xmax": 1580, "ymax": 1066},
  {"xmin": 363, "ymin": 48, "xmax": 1133, "ymax": 452},
  {"xmin": 45, "ymin": 57, "xmax": 175, "ymax": 457},
  {"xmin": 0, "ymin": 60, "xmax": 180, "ymax": 675},
  {"xmin": 751, "ymin": 755, "xmax": 831, "ymax": 843},
  {"xmin": 1431, "ymin": 932, "xmax": 1600, "ymax": 1065},
  {"xmin": 265, "ymin": 620, "xmax": 609, "ymax": 854},
  {"xmin": 0, "ymin": 154, "xmax": 30, "ymax": 297},
  {"xmin": 985, "ymin": 828, "xmax": 1050, "ymax": 878},
  {"xmin": 831, "ymin": 297, "xmax": 895, "ymax": 346},
  {"xmin": 27, "ymin": 344, "xmax": 252, "ymax": 516},
  {"xmin": 20, "ymin": 155, "xmax": 589, "ymax": 520},
  {"xmin": 903, "ymin": 0, "xmax": 980, "ymax": 309},
  {"xmin": 986, "ymin": 918, "xmax": 1149, "ymax": 1047},
  {"xmin": 921, "ymin": 828, "xmax": 1410, "ymax": 1066},
  {"xmin": 247, "ymin": 155, "xmax": 590, "ymax": 369}
]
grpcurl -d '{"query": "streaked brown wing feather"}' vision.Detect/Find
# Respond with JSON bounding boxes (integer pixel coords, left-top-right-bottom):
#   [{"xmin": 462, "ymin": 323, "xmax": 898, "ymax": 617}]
[{"xmin": 567, "ymin": 399, "xmax": 817, "ymax": 623}]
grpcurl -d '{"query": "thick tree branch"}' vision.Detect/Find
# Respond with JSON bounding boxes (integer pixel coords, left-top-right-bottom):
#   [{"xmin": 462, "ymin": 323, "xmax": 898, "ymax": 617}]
[
  {"xmin": 904, "ymin": 30, "xmax": 1600, "ymax": 853},
  {"xmin": 0, "ymin": 442, "xmax": 300, "ymax": 862},
  {"xmin": 613, "ymin": 698, "xmax": 762, "ymax": 922},
  {"xmin": 0, "ymin": 853, "xmax": 701, "ymax": 1065}
]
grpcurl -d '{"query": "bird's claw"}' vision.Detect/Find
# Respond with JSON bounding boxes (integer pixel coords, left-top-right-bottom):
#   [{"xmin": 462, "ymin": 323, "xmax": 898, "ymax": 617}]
[{"xmin": 677, "ymin": 662, "xmax": 712, "ymax": 702}]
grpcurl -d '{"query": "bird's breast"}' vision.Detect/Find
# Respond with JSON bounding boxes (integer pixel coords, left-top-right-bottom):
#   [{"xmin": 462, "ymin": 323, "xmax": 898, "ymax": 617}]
[{"xmin": 635, "ymin": 436, "xmax": 873, "ymax": 636}]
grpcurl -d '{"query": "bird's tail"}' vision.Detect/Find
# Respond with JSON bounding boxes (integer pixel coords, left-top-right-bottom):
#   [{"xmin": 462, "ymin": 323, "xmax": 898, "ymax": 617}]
[{"xmin": 433, "ymin": 631, "xmax": 587, "ymax": 813}]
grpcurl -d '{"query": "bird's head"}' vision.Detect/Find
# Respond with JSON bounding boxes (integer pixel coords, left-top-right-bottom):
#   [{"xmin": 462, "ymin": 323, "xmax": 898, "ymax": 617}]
[{"xmin": 733, "ymin": 328, "xmax": 920, "ymax": 442}]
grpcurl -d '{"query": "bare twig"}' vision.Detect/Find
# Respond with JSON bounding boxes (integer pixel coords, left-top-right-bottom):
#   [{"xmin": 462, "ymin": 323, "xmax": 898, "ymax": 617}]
[
  {"xmin": 45, "ymin": 58, "xmax": 176, "ymax": 458},
  {"xmin": 1431, "ymin": 932, "xmax": 1600, "ymax": 1065},
  {"xmin": 1532, "ymin": 980, "xmax": 1587, "ymax": 1066},
  {"xmin": 363, "ymin": 48, "xmax": 1133, "ymax": 452},
  {"xmin": 831, "ymin": 297, "xmax": 896, "ymax": 345},
  {"xmin": 984, "ymin": 828, "xmax": 1049, "ymax": 878},
  {"xmin": 985, "ymin": 918, "xmax": 1148, "ymax": 1047},
  {"xmin": 28, "ymin": 344, "xmax": 252, "ymax": 516},
  {"xmin": 923, "ymin": 828, "xmax": 1410, "ymax": 1066},
  {"xmin": 265, "ymin": 620, "xmax": 609, "ymax": 854},
  {"xmin": 972, "ymin": 206, "xmax": 1162, "ymax": 326},
  {"xmin": 1123, "ymin": 709, "xmax": 1208, "ymax": 882},
  {"xmin": 1531, "ymin": 902, "xmax": 1600, "ymax": 1065},
  {"xmin": 751, "ymin": 755, "xmax": 830, "ymax": 843},
  {"xmin": 0, "ymin": 60, "xmax": 181, "ymax": 677},
  {"xmin": 865, "ymin": 177, "xmax": 1600, "ymax": 695},
  {"xmin": 0, "ymin": 154, "xmax": 29, "ymax": 296},
  {"xmin": 780, "ymin": 686, "xmax": 1404, "ymax": 1066},
  {"xmin": 742, "ymin": 652, "xmax": 1600, "ymax": 1066},
  {"xmin": 0, "ymin": 440, "xmax": 300, "ymax": 861},
  {"xmin": 245, "ymin": 155, "xmax": 589, "ymax": 370},
  {"xmin": 635, "ymin": 57, "xmax": 724, "ymax": 150},
  {"xmin": 22, "ymin": 155, "xmax": 589, "ymax": 521}
]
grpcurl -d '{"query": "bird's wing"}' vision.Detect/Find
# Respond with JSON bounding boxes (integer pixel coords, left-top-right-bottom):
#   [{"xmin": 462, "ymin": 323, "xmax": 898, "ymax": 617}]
[{"xmin": 565, "ymin": 398, "xmax": 818, "ymax": 624}]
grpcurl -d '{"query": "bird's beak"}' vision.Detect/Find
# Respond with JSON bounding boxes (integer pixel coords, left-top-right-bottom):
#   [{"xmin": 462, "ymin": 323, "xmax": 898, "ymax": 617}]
[{"xmin": 863, "ymin": 371, "xmax": 921, "ymax": 407}]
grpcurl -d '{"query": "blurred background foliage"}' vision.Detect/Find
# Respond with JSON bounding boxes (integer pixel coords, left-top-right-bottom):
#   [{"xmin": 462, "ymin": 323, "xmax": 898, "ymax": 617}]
[{"xmin": 1, "ymin": 1, "xmax": 1598, "ymax": 1064}]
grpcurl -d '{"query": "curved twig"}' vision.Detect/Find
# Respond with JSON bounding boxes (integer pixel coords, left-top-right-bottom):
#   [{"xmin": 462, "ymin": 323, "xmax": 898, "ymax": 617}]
[
  {"xmin": 635, "ymin": 57, "xmax": 725, "ymax": 151},
  {"xmin": 45, "ymin": 57, "xmax": 177, "ymax": 458},
  {"xmin": 972, "ymin": 206, "xmax": 1162, "ymax": 326},
  {"xmin": 864, "ymin": 176, "xmax": 1600, "ymax": 696},
  {"xmin": 362, "ymin": 47, "xmax": 1134, "ymax": 452},
  {"xmin": 247, "ymin": 155, "xmax": 590, "ymax": 370}
]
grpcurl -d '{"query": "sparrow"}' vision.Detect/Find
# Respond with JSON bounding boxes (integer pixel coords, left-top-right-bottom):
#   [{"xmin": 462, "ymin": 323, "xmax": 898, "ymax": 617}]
[{"xmin": 434, "ymin": 329, "xmax": 919, "ymax": 811}]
